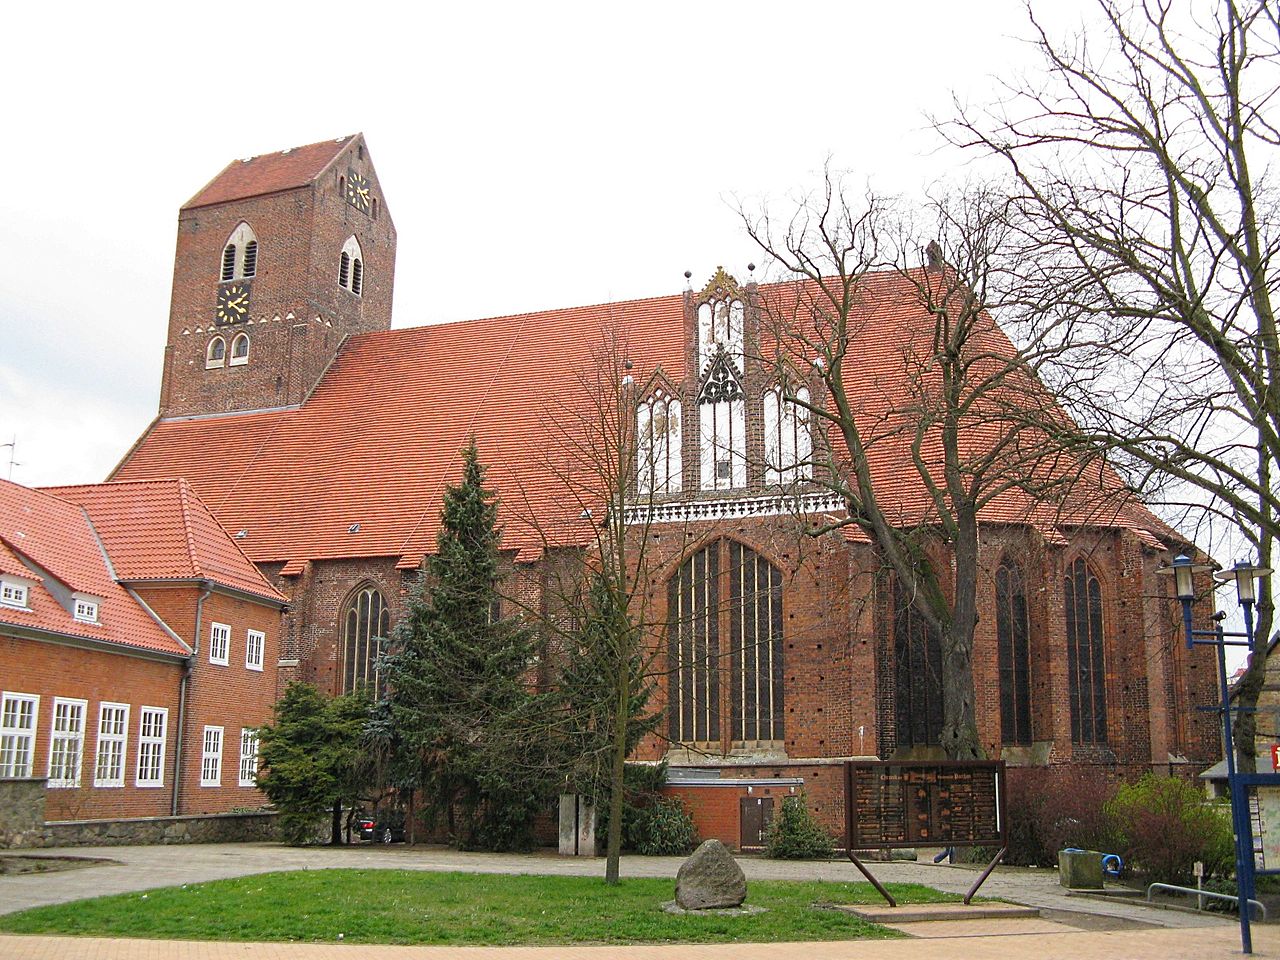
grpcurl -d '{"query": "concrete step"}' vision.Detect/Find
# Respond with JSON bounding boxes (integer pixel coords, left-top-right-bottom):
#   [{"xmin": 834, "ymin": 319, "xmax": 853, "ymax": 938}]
[{"xmin": 835, "ymin": 901, "xmax": 1042, "ymax": 923}]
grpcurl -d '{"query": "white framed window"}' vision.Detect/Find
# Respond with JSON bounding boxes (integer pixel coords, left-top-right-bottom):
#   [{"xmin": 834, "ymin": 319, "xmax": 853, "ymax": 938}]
[
  {"xmin": 220, "ymin": 222, "xmax": 258, "ymax": 281},
  {"xmin": 245, "ymin": 629, "xmax": 265, "ymax": 671},
  {"xmin": 93, "ymin": 702, "xmax": 129, "ymax": 787},
  {"xmin": 763, "ymin": 385, "xmax": 813, "ymax": 486},
  {"xmin": 47, "ymin": 698, "xmax": 87, "ymax": 788},
  {"xmin": 637, "ymin": 389, "xmax": 682, "ymax": 496},
  {"xmin": 200, "ymin": 726, "xmax": 223, "ymax": 786},
  {"xmin": 73, "ymin": 596, "xmax": 100, "ymax": 624},
  {"xmin": 238, "ymin": 728, "xmax": 259, "ymax": 787},
  {"xmin": 136, "ymin": 706, "xmax": 167, "ymax": 787},
  {"xmin": 209, "ymin": 622, "xmax": 230, "ymax": 665},
  {"xmin": 0, "ymin": 692, "xmax": 39, "ymax": 778},
  {"xmin": 339, "ymin": 235, "xmax": 363, "ymax": 296},
  {"xmin": 206, "ymin": 336, "xmax": 226, "ymax": 369},
  {"xmin": 229, "ymin": 333, "xmax": 250, "ymax": 367},
  {"xmin": 0, "ymin": 579, "xmax": 30, "ymax": 609}
]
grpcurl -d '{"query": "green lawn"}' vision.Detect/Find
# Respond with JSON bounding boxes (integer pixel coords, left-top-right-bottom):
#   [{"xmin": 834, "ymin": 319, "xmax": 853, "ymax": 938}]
[{"xmin": 0, "ymin": 869, "xmax": 958, "ymax": 945}]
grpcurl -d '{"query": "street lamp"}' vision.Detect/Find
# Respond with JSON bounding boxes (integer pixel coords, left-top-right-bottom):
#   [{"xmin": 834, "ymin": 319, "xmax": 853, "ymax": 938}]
[{"xmin": 1157, "ymin": 553, "xmax": 1270, "ymax": 954}]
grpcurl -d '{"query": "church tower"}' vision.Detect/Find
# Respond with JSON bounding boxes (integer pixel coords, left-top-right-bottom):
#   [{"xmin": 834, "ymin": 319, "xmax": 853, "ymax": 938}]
[{"xmin": 158, "ymin": 134, "xmax": 396, "ymax": 417}]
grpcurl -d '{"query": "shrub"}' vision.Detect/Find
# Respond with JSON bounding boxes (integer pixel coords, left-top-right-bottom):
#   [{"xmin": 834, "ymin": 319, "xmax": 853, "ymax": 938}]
[
  {"xmin": 764, "ymin": 793, "xmax": 835, "ymax": 860},
  {"xmin": 1003, "ymin": 767, "xmax": 1113, "ymax": 867},
  {"xmin": 1104, "ymin": 774, "xmax": 1233, "ymax": 884},
  {"xmin": 630, "ymin": 797, "xmax": 698, "ymax": 856}
]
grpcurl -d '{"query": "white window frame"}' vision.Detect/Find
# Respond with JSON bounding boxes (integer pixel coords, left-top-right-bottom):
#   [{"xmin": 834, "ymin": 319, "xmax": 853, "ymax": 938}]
[
  {"xmin": 92, "ymin": 702, "xmax": 129, "ymax": 787},
  {"xmin": 0, "ymin": 692, "xmax": 39, "ymax": 778},
  {"xmin": 200, "ymin": 725, "xmax": 223, "ymax": 787},
  {"xmin": 238, "ymin": 728, "xmax": 259, "ymax": 787},
  {"xmin": 209, "ymin": 622, "xmax": 230, "ymax": 665},
  {"xmin": 0, "ymin": 579, "xmax": 30, "ymax": 609},
  {"xmin": 637, "ymin": 390, "xmax": 682, "ymax": 496},
  {"xmin": 229, "ymin": 333, "xmax": 250, "ymax": 367},
  {"xmin": 47, "ymin": 697, "xmax": 87, "ymax": 788},
  {"xmin": 220, "ymin": 222, "xmax": 258, "ymax": 281},
  {"xmin": 245, "ymin": 629, "xmax": 265, "ymax": 672},
  {"xmin": 136, "ymin": 706, "xmax": 168, "ymax": 787},
  {"xmin": 73, "ymin": 595, "xmax": 100, "ymax": 624},
  {"xmin": 763, "ymin": 385, "xmax": 813, "ymax": 486},
  {"xmin": 339, "ymin": 235, "xmax": 363, "ymax": 295}
]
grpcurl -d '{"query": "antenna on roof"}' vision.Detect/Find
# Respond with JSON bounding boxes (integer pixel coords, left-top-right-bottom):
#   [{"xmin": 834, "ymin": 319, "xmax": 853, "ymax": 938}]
[{"xmin": 1, "ymin": 436, "xmax": 18, "ymax": 481}]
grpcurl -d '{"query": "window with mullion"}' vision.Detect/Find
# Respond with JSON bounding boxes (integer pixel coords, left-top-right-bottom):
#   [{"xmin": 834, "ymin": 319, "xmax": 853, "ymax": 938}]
[
  {"xmin": 1065, "ymin": 558, "xmax": 1107, "ymax": 744},
  {"xmin": 894, "ymin": 581, "xmax": 944, "ymax": 749},
  {"xmin": 995, "ymin": 561, "xmax": 1033, "ymax": 745}
]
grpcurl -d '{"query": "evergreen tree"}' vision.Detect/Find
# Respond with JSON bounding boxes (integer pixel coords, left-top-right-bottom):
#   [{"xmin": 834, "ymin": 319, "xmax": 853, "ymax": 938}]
[
  {"xmin": 256, "ymin": 683, "xmax": 369, "ymax": 845},
  {"xmin": 378, "ymin": 439, "xmax": 548, "ymax": 850}
]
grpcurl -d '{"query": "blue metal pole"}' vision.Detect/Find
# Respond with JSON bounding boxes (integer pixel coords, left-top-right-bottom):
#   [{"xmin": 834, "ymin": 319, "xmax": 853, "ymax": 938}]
[{"xmin": 1217, "ymin": 620, "xmax": 1253, "ymax": 954}]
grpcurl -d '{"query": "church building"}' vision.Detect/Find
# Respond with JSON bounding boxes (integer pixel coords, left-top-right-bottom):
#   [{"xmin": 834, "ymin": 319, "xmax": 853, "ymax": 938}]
[{"xmin": 108, "ymin": 134, "xmax": 1219, "ymax": 847}]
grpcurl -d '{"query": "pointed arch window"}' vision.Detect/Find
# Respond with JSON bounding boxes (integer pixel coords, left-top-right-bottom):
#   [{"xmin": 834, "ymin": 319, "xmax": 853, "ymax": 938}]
[
  {"xmin": 763, "ymin": 383, "xmax": 812, "ymax": 485},
  {"xmin": 637, "ymin": 387, "xmax": 682, "ymax": 495},
  {"xmin": 894, "ymin": 579, "xmax": 943, "ymax": 750},
  {"xmin": 698, "ymin": 355, "xmax": 745, "ymax": 491},
  {"xmin": 342, "ymin": 585, "xmax": 391, "ymax": 693},
  {"xmin": 1065, "ymin": 558, "xmax": 1107, "ymax": 744},
  {"xmin": 205, "ymin": 336, "xmax": 226, "ymax": 369},
  {"xmin": 229, "ymin": 333, "xmax": 250, "ymax": 367},
  {"xmin": 339, "ymin": 236, "xmax": 363, "ymax": 296},
  {"xmin": 996, "ymin": 559, "xmax": 1032, "ymax": 745},
  {"xmin": 668, "ymin": 540, "xmax": 784, "ymax": 748},
  {"xmin": 219, "ymin": 222, "xmax": 258, "ymax": 281}
]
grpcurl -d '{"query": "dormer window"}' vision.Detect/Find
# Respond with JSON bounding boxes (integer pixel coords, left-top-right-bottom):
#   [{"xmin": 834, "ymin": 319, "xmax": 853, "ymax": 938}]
[
  {"xmin": 219, "ymin": 222, "xmax": 258, "ymax": 281},
  {"xmin": 206, "ymin": 336, "xmax": 226, "ymax": 369},
  {"xmin": 73, "ymin": 596, "xmax": 100, "ymax": 624},
  {"xmin": 339, "ymin": 236, "xmax": 363, "ymax": 296},
  {"xmin": 0, "ymin": 579, "xmax": 29, "ymax": 609}
]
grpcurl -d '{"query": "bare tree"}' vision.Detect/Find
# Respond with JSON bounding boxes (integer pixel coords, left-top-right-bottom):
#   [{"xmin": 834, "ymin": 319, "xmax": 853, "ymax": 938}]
[
  {"xmin": 944, "ymin": 0, "xmax": 1279, "ymax": 766},
  {"xmin": 740, "ymin": 176, "xmax": 1104, "ymax": 760}
]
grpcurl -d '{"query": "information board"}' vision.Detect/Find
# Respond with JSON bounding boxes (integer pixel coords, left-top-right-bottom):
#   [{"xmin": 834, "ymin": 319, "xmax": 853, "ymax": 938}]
[{"xmin": 845, "ymin": 761, "xmax": 1005, "ymax": 850}]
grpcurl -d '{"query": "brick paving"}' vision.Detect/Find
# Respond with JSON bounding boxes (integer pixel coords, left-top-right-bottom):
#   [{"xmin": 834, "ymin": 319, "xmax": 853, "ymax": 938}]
[{"xmin": 0, "ymin": 843, "xmax": 1268, "ymax": 958}]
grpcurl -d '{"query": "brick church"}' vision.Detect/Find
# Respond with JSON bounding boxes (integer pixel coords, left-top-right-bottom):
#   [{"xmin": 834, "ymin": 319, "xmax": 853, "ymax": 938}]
[{"xmin": 108, "ymin": 134, "xmax": 1217, "ymax": 846}]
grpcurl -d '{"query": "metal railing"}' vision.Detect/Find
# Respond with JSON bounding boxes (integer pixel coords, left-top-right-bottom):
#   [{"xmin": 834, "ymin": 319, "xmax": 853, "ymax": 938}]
[{"xmin": 1146, "ymin": 882, "xmax": 1267, "ymax": 919}]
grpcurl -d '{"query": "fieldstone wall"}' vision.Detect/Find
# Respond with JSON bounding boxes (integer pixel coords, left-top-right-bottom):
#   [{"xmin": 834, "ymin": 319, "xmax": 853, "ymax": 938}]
[
  {"xmin": 3, "ymin": 809, "xmax": 278, "ymax": 849},
  {"xmin": 0, "ymin": 778, "xmax": 47, "ymax": 848}
]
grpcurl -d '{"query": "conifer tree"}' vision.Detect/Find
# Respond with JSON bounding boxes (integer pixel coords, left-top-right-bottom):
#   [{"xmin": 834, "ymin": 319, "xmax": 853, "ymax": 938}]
[{"xmin": 378, "ymin": 439, "xmax": 548, "ymax": 850}]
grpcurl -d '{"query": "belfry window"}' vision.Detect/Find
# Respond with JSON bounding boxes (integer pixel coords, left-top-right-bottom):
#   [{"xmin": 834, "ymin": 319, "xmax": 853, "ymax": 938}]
[
  {"xmin": 763, "ymin": 384, "xmax": 812, "ymax": 485},
  {"xmin": 339, "ymin": 236, "xmax": 363, "ymax": 296},
  {"xmin": 995, "ymin": 559, "xmax": 1033, "ymax": 745},
  {"xmin": 1065, "ymin": 558, "xmax": 1107, "ymax": 744},
  {"xmin": 342, "ymin": 584, "xmax": 390, "ymax": 693},
  {"xmin": 219, "ymin": 222, "xmax": 258, "ymax": 281},
  {"xmin": 206, "ymin": 336, "xmax": 226, "ymax": 369},
  {"xmin": 637, "ymin": 388, "xmax": 682, "ymax": 495},
  {"xmin": 668, "ymin": 539, "xmax": 784, "ymax": 748}
]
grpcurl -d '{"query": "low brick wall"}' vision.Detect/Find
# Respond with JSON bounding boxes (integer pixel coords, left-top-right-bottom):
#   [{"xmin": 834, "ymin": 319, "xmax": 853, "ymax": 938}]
[
  {"xmin": 0, "ymin": 778, "xmax": 47, "ymax": 848},
  {"xmin": 14, "ymin": 810, "xmax": 279, "ymax": 849}
]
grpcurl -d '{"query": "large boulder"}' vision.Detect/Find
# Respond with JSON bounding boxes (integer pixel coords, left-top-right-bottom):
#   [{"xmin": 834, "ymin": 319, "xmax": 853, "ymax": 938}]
[{"xmin": 675, "ymin": 839, "xmax": 748, "ymax": 910}]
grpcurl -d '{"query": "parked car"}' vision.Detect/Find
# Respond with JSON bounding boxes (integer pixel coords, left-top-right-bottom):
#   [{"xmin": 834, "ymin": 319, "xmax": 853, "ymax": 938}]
[{"xmin": 356, "ymin": 808, "xmax": 406, "ymax": 843}]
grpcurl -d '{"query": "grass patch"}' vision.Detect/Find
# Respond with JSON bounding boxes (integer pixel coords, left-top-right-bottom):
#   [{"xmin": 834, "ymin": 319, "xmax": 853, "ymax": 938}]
[{"xmin": 0, "ymin": 869, "xmax": 957, "ymax": 945}]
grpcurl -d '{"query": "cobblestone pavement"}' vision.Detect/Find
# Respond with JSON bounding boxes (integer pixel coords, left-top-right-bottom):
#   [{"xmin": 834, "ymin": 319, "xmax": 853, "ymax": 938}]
[{"xmin": 0, "ymin": 843, "xmax": 1265, "ymax": 959}]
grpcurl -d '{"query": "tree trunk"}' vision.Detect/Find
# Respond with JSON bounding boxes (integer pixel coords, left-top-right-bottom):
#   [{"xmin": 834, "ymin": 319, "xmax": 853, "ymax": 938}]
[
  {"xmin": 940, "ymin": 515, "xmax": 982, "ymax": 760},
  {"xmin": 604, "ymin": 659, "xmax": 629, "ymax": 885},
  {"xmin": 330, "ymin": 799, "xmax": 343, "ymax": 845}
]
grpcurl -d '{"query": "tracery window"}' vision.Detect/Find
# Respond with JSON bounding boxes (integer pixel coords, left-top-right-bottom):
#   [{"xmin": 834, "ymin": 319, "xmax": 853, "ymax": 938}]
[
  {"xmin": 763, "ymin": 384, "xmax": 812, "ymax": 485},
  {"xmin": 995, "ymin": 559, "xmax": 1032, "ymax": 745},
  {"xmin": 339, "ymin": 236, "xmax": 363, "ymax": 296},
  {"xmin": 220, "ymin": 222, "xmax": 258, "ymax": 281},
  {"xmin": 637, "ymin": 388, "xmax": 682, "ymax": 495},
  {"xmin": 342, "ymin": 585, "xmax": 391, "ymax": 693},
  {"xmin": 894, "ymin": 580, "xmax": 943, "ymax": 749},
  {"xmin": 667, "ymin": 540, "xmax": 784, "ymax": 747},
  {"xmin": 1065, "ymin": 558, "xmax": 1107, "ymax": 744}
]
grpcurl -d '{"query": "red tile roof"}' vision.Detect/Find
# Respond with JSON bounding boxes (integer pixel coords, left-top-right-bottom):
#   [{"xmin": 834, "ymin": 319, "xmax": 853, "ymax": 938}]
[
  {"xmin": 0, "ymin": 480, "xmax": 188, "ymax": 657},
  {"xmin": 183, "ymin": 136, "xmax": 355, "ymax": 210},
  {"xmin": 45, "ymin": 480, "xmax": 285, "ymax": 605},
  {"xmin": 112, "ymin": 272, "xmax": 1174, "ymax": 569}
]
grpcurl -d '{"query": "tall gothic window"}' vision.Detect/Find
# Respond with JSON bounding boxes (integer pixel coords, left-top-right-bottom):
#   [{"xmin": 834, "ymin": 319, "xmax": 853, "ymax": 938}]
[
  {"xmin": 697, "ymin": 297, "xmax": 746, "ymax": 491},
  {"xmin": 763, "ymin": 384, "xmax": 812, "ymax": 485},
  {"xmin": 995, "ymin": 559, "xmax": 1033, "ymax": 745},
  {"xmin": 667, "ymin": 540, "xmax": 784, "ymax": 747},
  {"xmin": 1065, "ymin": 558, "xmax": 1107, "ymax": 744},
  {"xmin": 637, "ymin": 387, "xmax": 682, "ymax": 495},
  {"xmin": 894, "ymin": 580, "xmax": 943, "ymax": 749},
  {"xmin": 220, "ymin": 222, "xmax": 258, "ymax": 281},
  {"xmin": 342, "ymin": 585, "xmax": 390, "ymax": 693}
]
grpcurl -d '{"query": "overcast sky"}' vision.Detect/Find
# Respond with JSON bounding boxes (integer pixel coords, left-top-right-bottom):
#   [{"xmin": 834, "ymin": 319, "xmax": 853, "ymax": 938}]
[{"xmin": 1, "ymin": 0, "xmax": 1087, "ymax": 489}]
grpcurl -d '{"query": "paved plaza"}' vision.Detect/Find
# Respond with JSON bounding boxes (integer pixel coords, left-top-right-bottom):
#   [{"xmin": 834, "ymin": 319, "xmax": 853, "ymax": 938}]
[{"xmin": 0, "ymin": 843, "xmax": 1273, "ymax": 958}]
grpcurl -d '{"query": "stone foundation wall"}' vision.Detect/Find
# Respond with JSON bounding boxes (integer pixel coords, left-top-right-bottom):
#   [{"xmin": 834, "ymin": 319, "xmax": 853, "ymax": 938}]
[
  {"xmin": 0, "ymin": 778, "xmax": 47, "ymax": 848},
  {"xmin": 5, "ymin": 810, "xmax": 278, "ymax": 849}
]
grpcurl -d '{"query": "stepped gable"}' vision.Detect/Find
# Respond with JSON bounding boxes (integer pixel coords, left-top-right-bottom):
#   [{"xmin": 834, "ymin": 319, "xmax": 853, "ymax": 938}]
[
  {"xmin": 183, "ymin": 135, "xmax": 355, "ymax": 210},
  {"xmin": 45, "ymin": 480, "xmax": 285, "ymax": 605},
  {"xmin": 0, "ymin": 480, "xmax": 188, "ymax": 657},
  {"xmin": 113, "ymin": 271, "xmax": 1173, "ymax": 569}
]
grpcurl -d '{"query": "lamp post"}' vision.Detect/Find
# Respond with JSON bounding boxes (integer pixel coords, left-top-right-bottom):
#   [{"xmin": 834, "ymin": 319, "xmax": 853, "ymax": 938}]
[{"xmin": 1159, "ymin": 554, "xmax": 1271, "ymax": 954}]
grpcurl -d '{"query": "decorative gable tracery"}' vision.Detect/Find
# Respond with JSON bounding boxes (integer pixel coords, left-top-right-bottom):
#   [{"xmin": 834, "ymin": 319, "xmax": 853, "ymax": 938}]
[{"xmin": 695, "ymin": 269, "xmax": 749, "ymax": 492}]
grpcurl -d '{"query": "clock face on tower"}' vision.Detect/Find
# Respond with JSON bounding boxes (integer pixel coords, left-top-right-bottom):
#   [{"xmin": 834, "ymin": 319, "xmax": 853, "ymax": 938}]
[
  {"xmin": 214, "ymin": 282, "xmax": 251, "ymax": 325},
  {"xmin": 345, "ymin": 170, "xmax": 372, "ymax": 214}
]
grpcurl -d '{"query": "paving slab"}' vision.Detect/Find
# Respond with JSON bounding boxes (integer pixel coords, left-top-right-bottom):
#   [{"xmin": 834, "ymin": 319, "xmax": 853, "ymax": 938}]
[{"xmin": 836, "ymin": 901, "xmax": 1041, "ymax": 922}]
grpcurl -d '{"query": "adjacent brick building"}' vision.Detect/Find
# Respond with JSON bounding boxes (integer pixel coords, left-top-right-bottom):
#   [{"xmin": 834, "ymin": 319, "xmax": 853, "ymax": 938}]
[
  {"xmin": 0, "ymin": 478, "xmax": 286, "ymax": 824},
  {"xmin": 105, "ymin": 134, "xmax": 1218, "ymax": 849}
]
